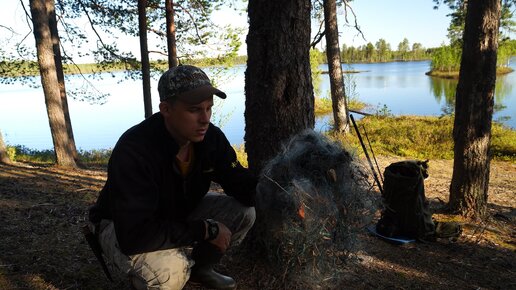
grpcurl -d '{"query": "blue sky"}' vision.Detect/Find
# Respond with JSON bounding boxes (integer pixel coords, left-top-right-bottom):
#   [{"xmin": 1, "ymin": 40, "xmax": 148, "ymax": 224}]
[
  {"xmin": 2, "ymin": 0, "xmax": 453, "ymax": 61},
  {"xmin": 338, "ymin": 0, "xmax": 452, "ymax": 48},
  {"xmin": 214, "ymin": 0, "xmax": 454, "ymax": 52}
]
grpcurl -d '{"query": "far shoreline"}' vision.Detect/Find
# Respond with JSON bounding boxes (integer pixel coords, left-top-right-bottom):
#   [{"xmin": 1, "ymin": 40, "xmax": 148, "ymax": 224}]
[{"xmin": 425, "ymin": 67, "xmax": 514, "ymax": 79}]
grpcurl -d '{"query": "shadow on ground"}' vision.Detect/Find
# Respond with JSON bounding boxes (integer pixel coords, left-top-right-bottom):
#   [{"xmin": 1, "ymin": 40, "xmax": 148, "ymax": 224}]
[{"xmin": 0, "ymin": 162, "xmax": 514, "ymax": 289}]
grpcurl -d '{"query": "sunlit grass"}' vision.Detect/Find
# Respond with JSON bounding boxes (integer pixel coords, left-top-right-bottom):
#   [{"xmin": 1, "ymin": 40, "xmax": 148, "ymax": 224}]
[
  {"xmin": 233, "ymin": 144, "xmax": 248, "ymax": 168},
  {"xmin": 6, "ymin": 116, "xmax": 515, "ymax": 166},
  {"xmin": 426, "ymin": 67, "xmax": 514, "ymax": 79},
  {"xmin": 314, "ymin": 96, "xmax": 367, "ymax": 116},
  {"xmin": 6, "ymin": 145, "xmax": 112, "ymax": 166},
  {"xmin": 333, "ymin": 115, "xmax": 515, "ymax": 161}
]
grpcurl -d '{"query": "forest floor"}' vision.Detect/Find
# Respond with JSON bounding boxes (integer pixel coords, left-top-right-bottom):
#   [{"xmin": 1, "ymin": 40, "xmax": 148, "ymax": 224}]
[{"xmin": 0, "ymin": 157, "xmax": 514, "ymax": 290}]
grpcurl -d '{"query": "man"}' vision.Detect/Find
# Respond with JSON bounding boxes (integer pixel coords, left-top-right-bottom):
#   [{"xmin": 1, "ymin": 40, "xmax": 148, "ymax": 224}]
[{"xmin": 88, "ymin": 65, "xmax": 256, "ymax": 290}]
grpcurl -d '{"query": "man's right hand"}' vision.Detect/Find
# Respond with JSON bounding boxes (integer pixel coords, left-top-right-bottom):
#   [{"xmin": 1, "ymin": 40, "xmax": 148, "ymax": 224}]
[{"xmin": 205, "ymin": 221, "xmax": 232, "ymax": 252}]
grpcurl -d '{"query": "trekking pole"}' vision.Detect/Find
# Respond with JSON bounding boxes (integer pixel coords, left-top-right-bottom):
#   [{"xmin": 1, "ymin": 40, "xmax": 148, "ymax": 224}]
[
  {"xmin": 362, "ymin": 124, "xmax": 384, "ymax": 184},
  {"xmin": 82, "ymin": 225, "xmax": 114, "ymax": 282},
  {"xmin": 350, "ymin": 114, "xmax": 384, "ymax": 195}
]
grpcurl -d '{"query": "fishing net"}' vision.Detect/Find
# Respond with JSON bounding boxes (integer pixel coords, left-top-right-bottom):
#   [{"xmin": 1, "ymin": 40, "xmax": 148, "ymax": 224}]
[{"xmin": 253, "ymin": 129, "xmax": 376, "ymax": 289}]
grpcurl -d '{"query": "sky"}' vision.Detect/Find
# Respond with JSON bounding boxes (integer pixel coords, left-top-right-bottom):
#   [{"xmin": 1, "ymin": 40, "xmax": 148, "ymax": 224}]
[
  {"xmin": 213, "ymin": 0, "xmax": 454, "ymax": 51},
  {"xmin": 1, "ymin": 0, "xmax": 454, "ymax": 62}
]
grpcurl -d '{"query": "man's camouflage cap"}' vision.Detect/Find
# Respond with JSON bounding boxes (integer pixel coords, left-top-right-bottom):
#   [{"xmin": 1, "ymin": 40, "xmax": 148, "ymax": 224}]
[{"xmin": 158, "ymin": 65, "xmax": 226, "ymax": 103}]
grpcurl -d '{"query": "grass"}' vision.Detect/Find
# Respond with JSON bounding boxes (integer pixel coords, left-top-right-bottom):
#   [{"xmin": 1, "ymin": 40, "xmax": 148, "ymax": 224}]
[
  {"xmin": 333, "ymin": 115, "xmax": 516, "ymax": 162},
  {"xmin": 6, "ymin": 145, "xmax": 112, "ymax": 166},
  {"xmin": 5, "ymin": 116, "xmax": 515, "ymax": 166},
  {"xmin": 314, "ymin": 96, "xmax": 367, "ymax": 116},
  {"xmin": 426, "ymin": 67, "xmax": 514, "ymax": 79}
]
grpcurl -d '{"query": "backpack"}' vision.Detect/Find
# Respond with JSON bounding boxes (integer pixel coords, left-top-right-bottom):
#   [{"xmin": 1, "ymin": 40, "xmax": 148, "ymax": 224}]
[{"xmin": 376, "ymin": 160, "xmax": 435, "ymax": 240}]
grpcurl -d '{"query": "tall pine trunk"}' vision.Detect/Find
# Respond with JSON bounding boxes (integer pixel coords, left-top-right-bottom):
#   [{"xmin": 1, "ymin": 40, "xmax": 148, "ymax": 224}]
[
  {"xmin": 245, "ymin": 0, "xmax": 314, "ymax": 173},
  {"xmin": 47, "ymin": 0, "xmax": 80, "ymax": 164},
  {"xmin": 30, "ymin": 0, "xmax": 77, "ymax": 168},
  {"xmin": 165, "ymin": 0, "xmax": 178, "ymax": 68},
  {"xmin": 323, "ymin": 0, "xmax": 348, "ymax": 133},
  {"xmin": 449, "ymin": 0, "xmax": 501, "ymax": 219},
  {"xmin": 138, "ymin": 0, "xmax": 152, "ymax": 118}
]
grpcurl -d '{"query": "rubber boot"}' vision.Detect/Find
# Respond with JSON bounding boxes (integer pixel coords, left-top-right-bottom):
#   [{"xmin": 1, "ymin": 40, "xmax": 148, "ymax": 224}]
[{"xmin": 189, "ymin": 242, "xmax": 236, "ymax": 290}]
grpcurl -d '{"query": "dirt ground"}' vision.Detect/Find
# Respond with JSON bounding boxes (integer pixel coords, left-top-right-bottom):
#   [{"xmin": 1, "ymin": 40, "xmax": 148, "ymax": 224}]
[{"xmin": 0, "ymin": 157, "xmax": 514, "ymax": 290}]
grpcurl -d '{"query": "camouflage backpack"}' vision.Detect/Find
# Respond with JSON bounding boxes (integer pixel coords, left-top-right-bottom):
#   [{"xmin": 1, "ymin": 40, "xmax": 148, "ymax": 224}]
[{"xmin": 376, "ymin": 160, "xmax": 435, "ymax": 240}]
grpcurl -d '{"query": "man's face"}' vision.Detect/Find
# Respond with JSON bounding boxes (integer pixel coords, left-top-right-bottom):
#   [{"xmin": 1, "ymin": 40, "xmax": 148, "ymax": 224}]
[{"xmin": 159, "ymin": 96, "xmax": 214, "ymax": 145}]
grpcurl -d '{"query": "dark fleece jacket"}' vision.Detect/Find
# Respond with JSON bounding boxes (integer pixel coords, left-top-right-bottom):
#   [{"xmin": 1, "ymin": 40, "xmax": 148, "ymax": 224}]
[{"xmin": 89, "ymin": 113, "xmax": 256, "ymax": 255}]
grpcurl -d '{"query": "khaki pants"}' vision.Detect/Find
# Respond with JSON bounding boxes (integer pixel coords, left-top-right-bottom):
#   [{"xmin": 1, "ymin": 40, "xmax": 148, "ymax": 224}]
[{"xmin": 97, "ymin": 193, "xmax": 256, "ymax": 290}]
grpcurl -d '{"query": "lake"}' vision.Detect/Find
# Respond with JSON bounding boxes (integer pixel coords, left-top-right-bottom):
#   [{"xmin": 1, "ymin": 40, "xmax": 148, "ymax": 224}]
[{"xmin": 1, "ymin": 60, "xmax": 515, "ymax": 151}]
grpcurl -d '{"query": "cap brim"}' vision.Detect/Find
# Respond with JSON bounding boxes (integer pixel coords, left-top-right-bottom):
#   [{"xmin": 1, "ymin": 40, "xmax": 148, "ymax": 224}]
[{"xmin": 176, "ymin": 85, "xmax": 227, "ymax": 104}]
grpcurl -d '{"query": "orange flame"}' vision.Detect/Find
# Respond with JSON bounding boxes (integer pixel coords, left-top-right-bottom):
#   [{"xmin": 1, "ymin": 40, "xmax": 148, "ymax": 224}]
[{"xmin": 298, "ymin": 203, "xmax": 305, "ymax": 219}]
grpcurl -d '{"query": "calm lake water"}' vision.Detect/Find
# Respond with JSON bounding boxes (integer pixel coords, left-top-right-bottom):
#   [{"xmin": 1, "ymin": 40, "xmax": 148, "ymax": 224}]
[{"xmin": 1, "ymin": 60, "xmax": 515, "ymax": 151}]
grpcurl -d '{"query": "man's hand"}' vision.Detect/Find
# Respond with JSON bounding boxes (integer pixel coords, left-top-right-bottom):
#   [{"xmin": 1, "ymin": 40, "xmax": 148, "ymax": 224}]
[{"xmin": 205, "ymin": 221, "xmax": 232, "ymax": 252}]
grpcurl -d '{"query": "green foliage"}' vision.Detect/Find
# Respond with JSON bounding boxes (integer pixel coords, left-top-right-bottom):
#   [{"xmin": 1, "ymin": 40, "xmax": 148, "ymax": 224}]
[
  {"xmin": 429, "ymin": 40, "xmax": 516, "ymax": 75},
  {"xmin": 6, "ymin": 147, "xmax": 16, "ymax": 161},
  {"xmin": 374, "ymin": 104, "xmax": 393, "ymax": 117},
  {"xmin": 498, "ymin": 39, "xmax": 516, "ymax": 67},
  {"xmin": 430, "ymin": 45, "xmax": 461, "ymax": 72},
  {"xmin": 314, "ymin": 97, "xmax": 332, "ymax": 116},
  {"xmin": 491, "ymin": 123, "xmax": 516, "ymax": 161},
  {"xmin": 7, "ymin": 117, "xmax": 514, "ymax": 165},
  {"xmin": 6, "ymin": 146, "xmax": 113, "ymax": 166},
  {"xmin": 333, "ymin": 115, "xmax": 515, "ymax": 161},
  {"xmin": 310, "ymin": 48, "xmax": 325, "ymax": 97},
  {"xmin": 7, "ymin": 146, "xmax": 56, "ymax": 164},
  {"xmin": 397, "ymin": 38, "xmax": 410, "ymax": 61},
  {"xmin": 78, "ymin": 149, "xmax": 112, "ymax": 166},
  {"xmin": 340, "ymin": 38, "xmax": 431, "ymax": 63},
  {"xmin": 232, "ymin": 144, "xmax": 248, "ymax": 168}
]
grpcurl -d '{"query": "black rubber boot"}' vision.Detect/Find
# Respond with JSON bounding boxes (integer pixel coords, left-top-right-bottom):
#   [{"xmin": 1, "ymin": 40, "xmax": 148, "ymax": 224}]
[{"xmin": 189, "ymin": 243, "xmax": 236, "ymax": 290}]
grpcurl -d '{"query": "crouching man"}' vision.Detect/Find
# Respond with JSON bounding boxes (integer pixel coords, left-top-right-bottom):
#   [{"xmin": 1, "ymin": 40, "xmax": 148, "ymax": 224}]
[{"xmin": 88, "ymin": 65, "xmax": 256, "ymax": 290}]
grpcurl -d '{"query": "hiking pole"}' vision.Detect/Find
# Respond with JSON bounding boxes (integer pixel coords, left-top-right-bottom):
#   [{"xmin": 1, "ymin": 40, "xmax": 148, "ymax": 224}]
[
  {"xmin": 350, "ymin": 114, "xmax": 384, "ymax": 195},
  {"xmin": 82, "ymin": 225, "xmax": 114, "ymax": 282},
  {"xmin": 362, "ymin": 124, "xmax": 384, "ymax": 184}
]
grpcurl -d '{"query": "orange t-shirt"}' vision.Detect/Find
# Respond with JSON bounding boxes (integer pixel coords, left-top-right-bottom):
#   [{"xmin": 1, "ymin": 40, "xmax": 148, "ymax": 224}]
[{"xmin": 175, "ymin": 144, "xmax": 194, "ymax": 177}]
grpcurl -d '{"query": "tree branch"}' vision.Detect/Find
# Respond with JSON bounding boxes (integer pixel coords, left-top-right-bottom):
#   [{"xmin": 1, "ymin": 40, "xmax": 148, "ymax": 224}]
[
  {"xmin": 76, "ymin": 0, "xmax": 137, "ymax": 66},
  {"xmin": 175, "ymin": 2, "xmax": 207, "ymax": 45},
  {"xmin": 17, "ymin": 0, "xmax": 35, "ymax": 59},
  {"xmin": 342, "ymin": 0, "xmax": 366, "ymax": 42}
]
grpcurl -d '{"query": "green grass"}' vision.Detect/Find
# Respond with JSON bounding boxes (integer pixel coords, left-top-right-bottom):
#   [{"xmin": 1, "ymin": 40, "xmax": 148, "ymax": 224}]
[
  {"xmin": 426, "ymin": 67, "xmax": 514, "ymax": 79},
  {"xmin": 314, "ymin": 97, "xmax": 367, "ymax": 116},
  {"xmin": 6, "ymin": 145, "xmax": 112, "ymax": 166},
  {"xmin": 333, "ymin": 115, "xmax": 515, "ymax": 161},
  {"xmin": 6, "ymin": 116, "xmax": 515, "ymax": 166}
]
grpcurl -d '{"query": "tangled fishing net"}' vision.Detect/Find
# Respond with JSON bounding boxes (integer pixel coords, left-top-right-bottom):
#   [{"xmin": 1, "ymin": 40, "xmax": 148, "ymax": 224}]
[{"xmin": 253, "ymin": 130, "xmax": 376, "ymax": 289}]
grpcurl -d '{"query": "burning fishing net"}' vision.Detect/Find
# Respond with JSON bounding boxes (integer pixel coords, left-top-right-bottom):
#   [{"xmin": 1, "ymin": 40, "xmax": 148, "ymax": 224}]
[{"xmin": 253, "ymin": 130, "xmax": 376, "ymax": 289}]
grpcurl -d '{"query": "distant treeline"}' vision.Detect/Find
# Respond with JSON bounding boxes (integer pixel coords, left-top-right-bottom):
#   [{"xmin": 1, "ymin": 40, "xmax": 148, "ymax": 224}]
[
  {"xmin": 339, "ymin": 38, "xmax": 432, "ymax": 63},
  {"xmin": 0, "ymin": 55, "xmax": 250, "ymax": 78},
  {"xmin": 430, "ymin": 39, "xmax": 516, "ymax": 72},
  {"xmin": 2, "ymin": 39, "xmax": 516, "ymax": 78}
]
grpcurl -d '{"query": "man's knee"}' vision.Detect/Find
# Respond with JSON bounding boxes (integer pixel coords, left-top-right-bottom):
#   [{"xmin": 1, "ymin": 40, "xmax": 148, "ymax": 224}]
[
  {"xmin": 240, "ymin": 206, "xmax": 256, "ymax": 232},
  {"xmin": 130, "ymin": 248, "xmax": 192, "ymax": 290}
]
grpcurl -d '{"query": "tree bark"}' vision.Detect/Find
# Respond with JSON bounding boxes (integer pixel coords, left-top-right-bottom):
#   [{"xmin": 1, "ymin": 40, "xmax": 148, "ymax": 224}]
[
  {"xmin": 29, "ymin": 0, "xmax": 77, "ymax": 168},
  {"xmin": 245, "ymin": 0, "xmax": 314, "ymax": 174},
  {"xmin": 165, "ymin": 0, "xmax": 178, "ymax": 68},
  {"xmin": 0, "ymin": 130, "xmax": 12, "ymax": 164},
  {"xmin": 449, "ymin": 0, "xmax": 500, "ymax": 219},
  {"xmin": 323, "ymin": 0, "xmax": 348, "ymax": 133},
  {"xmin": 47, "ymin": 0, "xmax": 81, "ymax": 164},
  {"xmin": 138, "ymin": 0, "xmax": 153, "ymax": 118}
]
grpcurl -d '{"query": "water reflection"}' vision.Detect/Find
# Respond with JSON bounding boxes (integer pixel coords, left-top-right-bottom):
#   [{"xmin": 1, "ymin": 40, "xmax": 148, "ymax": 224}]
[
  {"xmin": 428, "ymin": 74, "xmax": 514, "ymax": 117},
  {"xmin": 428, "ymin": 77, "xmax": 456, "ymax": 114}
]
